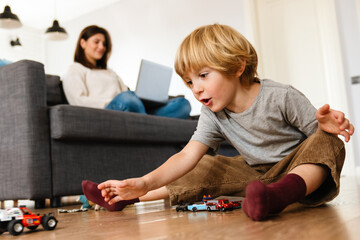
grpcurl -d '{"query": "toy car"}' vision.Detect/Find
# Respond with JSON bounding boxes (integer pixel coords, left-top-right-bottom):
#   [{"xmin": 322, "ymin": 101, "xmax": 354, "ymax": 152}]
[
  {"xmin": 187, "ymin": 203, "xmax": 207, "ymax": 212},
  {"xmin": 231, "ymin": 200, "xmax": 243, "ymax": 209},
  {"xmin": 0, "ymin": 206, "xmax": 58, "ymax": 236},
  {"xmin": 175, "ymin": 202, "xmax": 192, "ymax": 212},
  {"xmin": 206, "ymin": 199, "xmax": 233, "ymax": 211},
  {"xmin": 175, "ymin": 197, "xmax": 242, "ymax": 212}
]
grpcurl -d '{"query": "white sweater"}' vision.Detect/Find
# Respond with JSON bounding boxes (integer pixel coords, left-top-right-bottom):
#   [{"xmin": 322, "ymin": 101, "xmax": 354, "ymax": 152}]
[{"xmin": 62, "ymin": 62, "xmax": 128, "ymax": 109}]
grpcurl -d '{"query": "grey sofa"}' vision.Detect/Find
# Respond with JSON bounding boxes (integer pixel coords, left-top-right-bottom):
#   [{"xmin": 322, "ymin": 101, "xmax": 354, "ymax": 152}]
[{"xmin": 0, "ymin": 60, "xmax": 237, "ymax": 208}]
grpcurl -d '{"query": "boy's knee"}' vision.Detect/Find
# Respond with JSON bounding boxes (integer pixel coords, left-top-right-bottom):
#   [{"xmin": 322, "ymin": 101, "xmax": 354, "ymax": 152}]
[{"xmin": 313, "ymin": 128, "xmax": 345, "ymax": 150}]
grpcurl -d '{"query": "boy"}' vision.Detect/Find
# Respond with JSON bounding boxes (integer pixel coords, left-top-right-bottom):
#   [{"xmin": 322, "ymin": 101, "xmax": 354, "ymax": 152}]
[{"xmin": 82, "ymin": 24, "xmax": 354, "ymax": 221}]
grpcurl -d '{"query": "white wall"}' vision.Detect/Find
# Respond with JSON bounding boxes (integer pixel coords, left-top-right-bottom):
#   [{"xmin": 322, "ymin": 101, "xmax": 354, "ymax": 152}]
[
  {"xmin": 0, "ymin": 26, "xmax": 44, "ymax": 63},
  {"xmin": 44, "ymin": 0, "xmax": 248, "ymax": 116},
  {"xmin": 334, "ymin": 0, "xmax": 360, "ymax": 171},
  {"xmin": 248, "ymin": 0, "xmax": 356, "ymax": 176},
  {"xmin": 254, "ymin": 0, "xmax": 332, "ymax": 108}
]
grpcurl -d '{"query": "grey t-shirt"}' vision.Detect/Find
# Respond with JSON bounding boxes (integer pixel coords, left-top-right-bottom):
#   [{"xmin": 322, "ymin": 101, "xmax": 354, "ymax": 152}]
[{"xmin": 191, "ymin": 79, "xmax": 318, "ymax": 165}]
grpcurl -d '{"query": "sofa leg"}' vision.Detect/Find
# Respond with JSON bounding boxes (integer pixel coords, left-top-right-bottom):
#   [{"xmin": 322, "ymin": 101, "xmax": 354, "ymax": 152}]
[
  {"xmin": 51, "ymin": 197, "xmax": 62, "ymax": 208},
  {"xmin": 34, "ymin": 199, "xmax": 46, "ymax": 209}
]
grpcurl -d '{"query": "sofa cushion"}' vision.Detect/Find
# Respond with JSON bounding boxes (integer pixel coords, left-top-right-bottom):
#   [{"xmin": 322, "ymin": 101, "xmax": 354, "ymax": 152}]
[
  {"xmin": 46, "ymin": 74, "xmax": 68, "ymax": 106},
  {"xmin": 50, "ymin": 105, "xmax": 198, "ymax": 143}
]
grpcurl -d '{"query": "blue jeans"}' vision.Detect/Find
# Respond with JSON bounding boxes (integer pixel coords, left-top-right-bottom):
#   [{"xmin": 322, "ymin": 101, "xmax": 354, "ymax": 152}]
[{"xmin": 105, "ymin": 91, "xmax": 191, "ymax": 119}]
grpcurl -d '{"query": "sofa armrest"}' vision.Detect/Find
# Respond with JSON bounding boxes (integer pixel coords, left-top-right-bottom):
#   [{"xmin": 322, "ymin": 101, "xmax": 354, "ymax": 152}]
[{"xmin": 0, "ymin": 60, "xmax": 52, "ymax": 200}]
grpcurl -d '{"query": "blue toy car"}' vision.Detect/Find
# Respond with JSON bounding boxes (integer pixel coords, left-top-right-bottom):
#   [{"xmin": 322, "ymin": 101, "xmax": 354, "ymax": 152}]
[{"xmin": 187, "ymin": 203, "xmax": 207, "ymax": 212}]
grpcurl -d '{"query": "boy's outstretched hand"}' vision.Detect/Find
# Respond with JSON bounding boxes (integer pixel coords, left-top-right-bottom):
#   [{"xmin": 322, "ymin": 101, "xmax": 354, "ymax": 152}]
[
  {"xmin": 98, "ymin": 177, "xmax": 148, "ymax": 205},
  {"xmin": 316, "ymin": 104, "xmax": 355, "ymax": 142}
]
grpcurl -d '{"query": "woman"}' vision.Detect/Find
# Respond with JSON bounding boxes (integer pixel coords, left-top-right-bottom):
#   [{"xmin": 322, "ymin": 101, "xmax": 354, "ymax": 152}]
[{"xmin": 62, "ymin": 25, "xmax": 191, "ymax": 119}]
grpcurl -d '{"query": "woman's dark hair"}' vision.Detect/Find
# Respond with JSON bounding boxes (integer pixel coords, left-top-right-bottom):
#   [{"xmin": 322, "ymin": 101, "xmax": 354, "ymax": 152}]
[{"xmin": 74, "ymin": 25, "xmax": 112, "ymax": 69}]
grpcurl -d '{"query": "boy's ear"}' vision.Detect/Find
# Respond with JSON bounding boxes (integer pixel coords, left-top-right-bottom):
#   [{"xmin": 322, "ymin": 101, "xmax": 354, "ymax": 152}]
[{"xmin": 236, "ymin": 59, "xmax": 246, "ymax": 78}]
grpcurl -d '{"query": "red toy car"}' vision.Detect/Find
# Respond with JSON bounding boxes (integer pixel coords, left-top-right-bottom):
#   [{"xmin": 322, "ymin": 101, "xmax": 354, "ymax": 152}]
[
  {"xmin": 206, "ymin": 199, "xmax": 233, "ymax": 211},
  {"xmin": 231, "ymin": 200, "xmax": 243, "ymax": 209},
  {"xmin": 0, "ymin": 206, "xmax": 58, "ymax": 236}
]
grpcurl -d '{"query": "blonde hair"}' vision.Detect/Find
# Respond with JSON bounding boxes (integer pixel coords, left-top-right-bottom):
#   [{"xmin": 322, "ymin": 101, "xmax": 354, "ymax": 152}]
[{"xmin": 174, "ymin": 24, "xmax": 258, "ymax": 86}]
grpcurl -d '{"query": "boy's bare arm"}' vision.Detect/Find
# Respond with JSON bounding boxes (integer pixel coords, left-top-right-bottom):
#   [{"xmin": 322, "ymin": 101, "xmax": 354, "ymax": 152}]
[
  {"xmin": 144, "ymin": 140, "xmax": 209, "ymax": 189},
  {"xmin": 98, "ymin": 140, "xmax": 209, "ymax": 203}
]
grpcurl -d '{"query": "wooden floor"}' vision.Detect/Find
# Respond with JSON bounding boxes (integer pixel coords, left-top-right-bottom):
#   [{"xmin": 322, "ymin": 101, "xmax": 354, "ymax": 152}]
[{"xmin": 2, "ymin": 175, "xmax": 360, "ymax": 240}]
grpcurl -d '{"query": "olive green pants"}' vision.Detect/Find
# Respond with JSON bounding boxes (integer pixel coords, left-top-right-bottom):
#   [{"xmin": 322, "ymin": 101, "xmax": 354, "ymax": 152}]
[{"xmin": 167, "ymin": 129, "xmax": 345, "ymax": 206}]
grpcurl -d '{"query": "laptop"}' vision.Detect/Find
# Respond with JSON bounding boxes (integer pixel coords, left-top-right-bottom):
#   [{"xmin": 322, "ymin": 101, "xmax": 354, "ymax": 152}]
[{"xmin": 135, "ymin": 59, "xmax": 173, "ymax": 108}]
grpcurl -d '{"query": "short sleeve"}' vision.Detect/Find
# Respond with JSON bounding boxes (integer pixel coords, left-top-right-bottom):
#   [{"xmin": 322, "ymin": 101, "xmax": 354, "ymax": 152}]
[{"xmin": 284, "ymin": 86, "xmax": 318, "ymax": 136}]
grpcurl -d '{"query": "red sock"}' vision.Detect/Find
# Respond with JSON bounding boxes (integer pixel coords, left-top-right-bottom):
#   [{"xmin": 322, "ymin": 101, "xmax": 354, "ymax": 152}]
[
  {"xmin": 82, "ymin": 180, "xmax": 139, "ymax": 211},
  {"xmin": 242, "ymin": 173, "xmax": 306, "ymax": 221}
]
